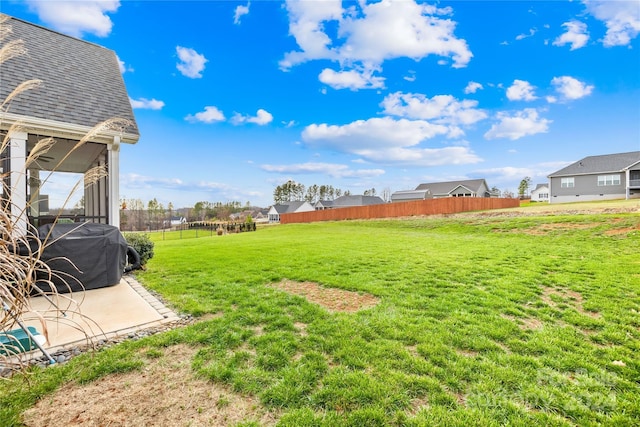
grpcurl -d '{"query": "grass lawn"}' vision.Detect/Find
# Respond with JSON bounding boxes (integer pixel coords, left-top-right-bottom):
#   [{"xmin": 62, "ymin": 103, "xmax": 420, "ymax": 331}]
[{"xmin": 2, "ymin": 205, "xmax": 639, "ymax": 426}]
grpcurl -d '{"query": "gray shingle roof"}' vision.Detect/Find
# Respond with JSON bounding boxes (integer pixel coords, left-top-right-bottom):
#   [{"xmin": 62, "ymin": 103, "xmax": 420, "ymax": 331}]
[
  {"xmin": 548, "ymin": 151, "xmax": 640, "ymax": 177},
  {"xmin": 1, "ymin": 15, "xmax": 139, "ymax": 138},
  {"xmin": 272, "ymin": 201, "xmax": 310, "ymax": 213},
  {"xmin": 333, "ymin": 195, "xmax": 385, "ymax": 207},
  {"xmin": 415, "ymin": 179, "xmax": 488, "ymax": 195},
  {"xmin": 391, "ymin": 190, "xmax": 429, "ymax": 201}
]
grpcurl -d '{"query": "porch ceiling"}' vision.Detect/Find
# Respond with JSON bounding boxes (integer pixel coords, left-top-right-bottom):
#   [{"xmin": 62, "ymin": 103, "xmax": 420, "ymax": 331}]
[{"xmin": 27, "ymin": 134, "xmax": 105, "ymax": 174}]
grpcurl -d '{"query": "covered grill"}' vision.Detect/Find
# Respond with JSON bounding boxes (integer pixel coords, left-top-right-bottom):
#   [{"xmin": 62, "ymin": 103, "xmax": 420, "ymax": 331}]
[{"xmin": 36, "ymin": 223, "xmax": 128, "ymax": 293}]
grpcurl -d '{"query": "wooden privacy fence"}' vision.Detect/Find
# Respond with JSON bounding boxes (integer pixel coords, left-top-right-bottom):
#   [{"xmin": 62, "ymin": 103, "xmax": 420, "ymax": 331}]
[{"xmin": 280, "ymin": 197, "xmax": 520, "ymax": 224}]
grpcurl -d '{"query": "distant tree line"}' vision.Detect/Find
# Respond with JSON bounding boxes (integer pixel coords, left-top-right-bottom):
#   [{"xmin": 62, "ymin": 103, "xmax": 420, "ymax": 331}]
[
  {"xmin": 273, "ymin": 180, "xmax": 353, "ymax": 204},
  {"xmin": 119, "ymin": 198, "xmax": 252, "ymax": 231}
]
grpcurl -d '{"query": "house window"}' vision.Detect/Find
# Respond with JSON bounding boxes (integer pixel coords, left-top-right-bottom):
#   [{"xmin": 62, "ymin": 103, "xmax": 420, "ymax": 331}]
[
  {"xmin": 538, "ymin": 193, "xmax": 548, "ymax": 199},
  {"xmin": 597, "ymin": 174, "xmax": 621, "ymax": 186},
  {"xmin": 561, "ymin": 177, "xmax": 574, "ymax": 188}
]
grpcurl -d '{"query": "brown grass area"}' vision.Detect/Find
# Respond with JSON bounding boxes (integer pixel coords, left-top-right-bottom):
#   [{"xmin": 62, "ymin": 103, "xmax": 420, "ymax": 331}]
[
  {"xmin": 500, "ymin": 313, "xmax": 543, "ymax": 331},
  {"xmin": 517, "ymin": 222, "xmax": 601, "ymax": 235},
  {"xmin": 22, "ymin": 344, "xmax": 278, "ymax": 427},
  {"xmin": 541, "ymin": 286, "xmax": 600, "ymax": 318},
  {"xmin": 271, "ymin": 279, "xmax": 380, "ymax": 312}
]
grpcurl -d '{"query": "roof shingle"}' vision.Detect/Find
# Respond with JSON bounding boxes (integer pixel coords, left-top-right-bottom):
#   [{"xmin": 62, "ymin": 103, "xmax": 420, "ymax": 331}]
[{"xmin": 1, "ymin": 15, "xmax": 139, "ymax": 138}]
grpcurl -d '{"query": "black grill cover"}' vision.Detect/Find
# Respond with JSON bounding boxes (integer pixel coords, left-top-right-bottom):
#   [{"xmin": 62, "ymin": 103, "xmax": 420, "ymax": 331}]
[{"xmin": 36, "ymin": 223, "xmax": 127, "ymax": 293}]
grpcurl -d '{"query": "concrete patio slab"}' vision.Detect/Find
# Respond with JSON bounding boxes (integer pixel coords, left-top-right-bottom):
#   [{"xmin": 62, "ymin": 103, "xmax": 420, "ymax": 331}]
[{"xmin": 19, "ymin": 275, "xmax": 179, "ymax": 356}]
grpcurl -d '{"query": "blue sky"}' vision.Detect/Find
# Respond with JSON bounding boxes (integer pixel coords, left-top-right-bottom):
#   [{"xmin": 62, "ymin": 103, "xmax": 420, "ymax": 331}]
[{"xmin": 4, "ymin": 0, "xmax": 640, "ymax": 208}]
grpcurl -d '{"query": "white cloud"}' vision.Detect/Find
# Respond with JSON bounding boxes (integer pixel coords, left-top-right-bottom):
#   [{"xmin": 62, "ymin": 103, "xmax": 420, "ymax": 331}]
[
  {"xmin": 516, "ymin": 28, "xmax": 537, "ymax": 40},
  {"xmin": 280, "ymin": 0, "xmax": 472, "ymax": 86},
  {"xmin": 584, "ymin": 0, "xmax": 640, "ymax": 47},
  {"xmin": 116, "ymin": 55, "xmax": 133, "ymax": 74},
  {"xmin": 476, "ymin": 160, "xmax": 572, "ymax": 186},
  {"xmin": 475, "ymin": 166, "xmax": 536, "ymax": 181},
  {"xmin": 185, "ymin": 106, "xmax": 225, "ymax": 123},
  {"xmin": 129, "ymin": 97, "xmax": 165, "ymax": 110},
  {"xmin": 301, "ymin": 117, "xmax": 481, "ymax": 166},
  {"xmin": 506, "ymin": 79, "xmax": 537, "ymax": 101},
  {"xmin": 319, "ymin": 67, "xmax": 385, "ymax": 90},
  {"xmin": 484, "ymin": 108, "xmax": 551, "ymax": 140},
  {"xmin": 403, "ymin": 71, "xmax": 416, "ymax": 82},
  {"xmin": 24, "ymin": 0, "xmax": 119, "ymax": 37},
  {"xmin": 337, "ymin": 1, "xmax": 472, "ymax": 67},
  {"xmin": 553, "ymin": 20, "xmax": 589, "ymax": 50},
  {"xmin": 551, "ymin": 76, "xmax": 594, "ymax": 100},
  {"xmin": 464, "ymin": 81, "xmax": 483, "ymax": 94},
  {"xmin": 176, "ymin": 46, "xmax": 208, "ymax": 78},
  {"xmin": 381, "ymin": 92, "xmax": 487, "ymax": 131},
  {"xmin": 122, "ymin": 173, "xmax": 186, "ymax": 189},
  {"xmin": 231, "ymin": 109, "xmax": 273, "ymax": 125},
  {"xmin": 234, "ymin": 2, "xmax": 250, "ymax": 25},
  {"xmin": 279, "ymin": 0, "xmax": 343, "ymax": 69},
  {"xmin": 260, "ymin": 162, "xmax": 385, "ymax": 178}
]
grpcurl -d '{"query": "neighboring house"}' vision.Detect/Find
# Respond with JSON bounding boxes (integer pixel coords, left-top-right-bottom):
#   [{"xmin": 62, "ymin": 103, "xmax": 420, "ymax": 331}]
[
  {"xmin": 390, "ymin": 189, "xmax": 430, "ymax": 203},
  {"xmin": 314, "ymin": 200, "xmax": 334, "ymax": 210},
  {"xmin": 165, "ymin": 216, "xmax": 187, "ymax": 227},
  {"xmin": 253, "ymin": 209, "xmax": 269, "ymax": 223},
  {"xmin": 530, "ymin": 184, "xmax": 550, "ymax": 203},
  {"xmin": 391, "ymin": 179, "xmax": 492, "ymax": 202},
  {"xmin": 548, "ymin": 151, "xmax": 640, "ymax": 203},
  {"xmin": 315, "ymin": 195, "xmax": 385, "ymax": 210},
  {"xmin": 267, "ymin": 201, "xmax": 315, "ymax": 223},
  {"xmin": 331, "ymin": 195, "xmax": 385, "ymax": 208},
  {"xmin": 0, "ymin": 15, "xmax": 139, "ymax": 234}
]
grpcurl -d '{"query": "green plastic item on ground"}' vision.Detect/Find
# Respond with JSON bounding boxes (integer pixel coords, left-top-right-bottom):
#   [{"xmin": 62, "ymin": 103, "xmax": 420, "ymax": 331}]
[{"xmin": 0, "ymin": 326, "xmax": 44, "ymax": 355}]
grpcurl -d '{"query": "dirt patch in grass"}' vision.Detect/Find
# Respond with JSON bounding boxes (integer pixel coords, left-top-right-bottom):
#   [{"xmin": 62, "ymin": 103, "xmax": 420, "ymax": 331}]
[
  {"xmin": 501, "ymin": 313, "xmax": 543, "ymax": 331},
  {"xmin": 542, "ymin": 286, "xmax": 600, "ymax": 318},
  {"xmin": 516, "ymin": 222, "xmax": 601, "ymax": 235},
  {"xmin": 271, "ymin": 279, "xmax": 380, "ymax": 312},
  {"xmin": 604, "ymin": 224, "xmax": 640, "ymax": 236},
  {"xmin": 22, "ymin": 344, "xmax": 278, "ymax": 427}
]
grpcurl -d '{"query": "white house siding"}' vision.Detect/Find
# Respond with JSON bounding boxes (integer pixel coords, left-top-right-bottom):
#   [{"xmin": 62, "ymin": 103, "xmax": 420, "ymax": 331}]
[{"xmin": 531, "ymin": 185, "xmax": 549, "ymax": 203}]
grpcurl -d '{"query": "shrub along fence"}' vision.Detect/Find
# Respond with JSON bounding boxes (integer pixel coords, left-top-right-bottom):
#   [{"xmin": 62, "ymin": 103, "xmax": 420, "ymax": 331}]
[{"xmin": 280, "ymin": 197, "xmax": 520, "ymax": 224}]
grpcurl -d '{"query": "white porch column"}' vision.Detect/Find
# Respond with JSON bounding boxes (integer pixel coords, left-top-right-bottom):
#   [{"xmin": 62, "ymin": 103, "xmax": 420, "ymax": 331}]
[
  {"xmin": 625, "ymin": 169, "xmax": 630, "ymax": 200},
  {"xmin": 108, "ymin": 136, "xmax": 121, "ymax": 228},
  {"xmin": 29, "ymin": 169, "xmax": 41, "ymax": 218},
  {"xmin": 9, "ymin": 130, "xmax": 28, "ymax": 236}
]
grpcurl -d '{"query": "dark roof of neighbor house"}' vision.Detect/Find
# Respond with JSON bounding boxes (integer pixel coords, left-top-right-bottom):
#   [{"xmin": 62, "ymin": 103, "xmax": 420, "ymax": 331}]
[
  {"xmin": 391, "ymin": 189, "xmax": 430, "ymax": 201},
  {"xmin": 533, "ymin": 183, "xmax": 548, "ymax": 191},
  {"xmin": 415, "ymin": 179, "xmax": 488, "ymax": 195},
  {"xmin": 1, "ymin": 15, "xmax": 139, "ymax": 138},
  {"xmin": 271, "ymin": 201, "xmax": 310, "ymax": 214},
  {"xmin": 548, "ymin": 151, "xmax": 640, "ymax": 177},
  {"xmin": 315, "ymin": 200, "xmax": 334, "ymax": 208},
  {"xmin": 332, "ymin": 195, "xmax": 385, "ymax": 207}
]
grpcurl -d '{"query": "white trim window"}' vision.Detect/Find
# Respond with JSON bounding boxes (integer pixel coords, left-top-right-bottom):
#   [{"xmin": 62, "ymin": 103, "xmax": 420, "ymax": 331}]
[
  {"xmin": 561, "ymin": 177, "xmax": 575, "ymax": 188},
  {"xmin": 597, "ymin": 174, "xmax": 621, "ymax": 186}
]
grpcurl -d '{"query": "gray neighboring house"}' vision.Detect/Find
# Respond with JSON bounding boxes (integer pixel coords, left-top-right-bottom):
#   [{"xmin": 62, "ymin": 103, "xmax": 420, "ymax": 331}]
[
  {"xmin": 548, "ymin": 151, "xmax": 640, "ymax": 203},
  {"xmin": 267, "ymin": 201, "xmax": 315, "ymax": 223},
  {"xmin": 1, "ymin": 15, "xmax": 139, "ymax": 233},
  {"xmin": 530, "ymin": 183, "xmax": 550, "ymax": 203},
  {"xmin": 314, "ymin": 200, "xmax": 334, "ymax": 210},
  {"xmin": 389, "ymin": 189, "xmax": 430, "ymax": 203},
  {"xmin": 391, "ymin": 179, "xmax": 492, "ymax": 202},
  {"xmin": 331, "ymin": 195, "xmax": 385, "ymax": 207},
  {"xmin": 315, "ymin": 195, "xmax": 385, "ymax": 210}
]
